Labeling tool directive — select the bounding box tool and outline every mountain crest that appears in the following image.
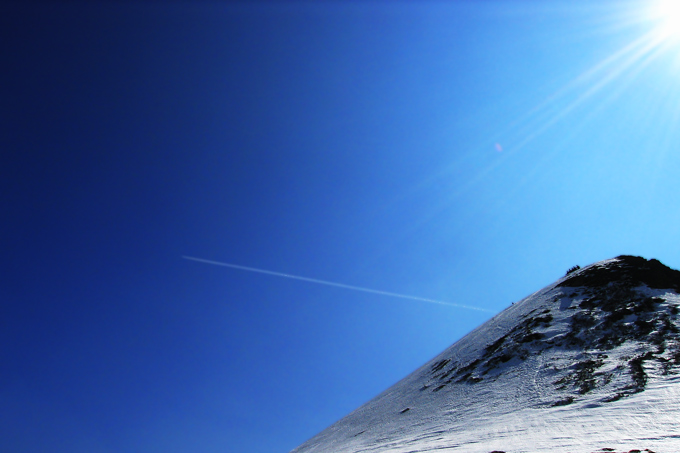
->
[422,256,680,406]
[293,256,680,453]
[558,255,680,290]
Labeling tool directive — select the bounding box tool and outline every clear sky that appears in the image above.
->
[2,1,680,452]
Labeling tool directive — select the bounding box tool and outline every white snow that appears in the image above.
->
[292,258,680,453]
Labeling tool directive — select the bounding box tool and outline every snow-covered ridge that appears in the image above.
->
[292,256,680,453]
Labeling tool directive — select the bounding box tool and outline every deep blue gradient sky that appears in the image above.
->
[3,1,680,452]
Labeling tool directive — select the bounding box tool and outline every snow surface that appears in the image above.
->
[292,257,680,453]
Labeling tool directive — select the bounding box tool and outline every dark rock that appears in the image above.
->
[431,359,451,373]
[551,396,574,406]
[559,255,680,290]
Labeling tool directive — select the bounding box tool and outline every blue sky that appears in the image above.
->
[2,1,680,452]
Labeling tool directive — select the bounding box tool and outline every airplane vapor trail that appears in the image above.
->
[182,256,495,314]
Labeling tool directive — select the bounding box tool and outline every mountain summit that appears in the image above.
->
[292,256,680,453]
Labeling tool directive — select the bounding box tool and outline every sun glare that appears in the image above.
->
[649,0,680,43]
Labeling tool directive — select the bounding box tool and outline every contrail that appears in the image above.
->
[182,256,495,313]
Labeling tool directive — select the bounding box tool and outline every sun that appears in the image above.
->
[648,0,680,43]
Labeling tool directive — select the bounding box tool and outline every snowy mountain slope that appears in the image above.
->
[291,256,680,453]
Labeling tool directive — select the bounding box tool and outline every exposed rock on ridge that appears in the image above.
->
[422,256,680,405]
[558,255,680,290]
[292,256,680,453]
